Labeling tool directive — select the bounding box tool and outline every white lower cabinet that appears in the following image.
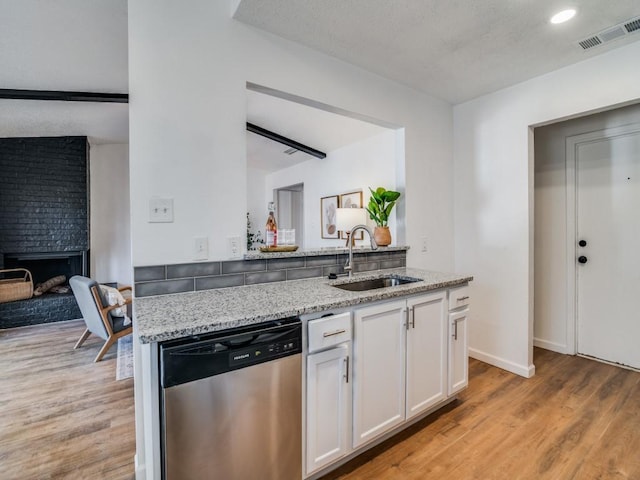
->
[352,300,406,448]
[447,284,470,396]
[305,286,470,477]
[306,313,352,475]
[448,308,469,395]
[352,291,448,448]
[406,292,448,419]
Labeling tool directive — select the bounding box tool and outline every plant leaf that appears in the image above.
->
[382,190,400,202]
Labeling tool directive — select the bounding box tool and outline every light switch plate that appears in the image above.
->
[149,198,174,223]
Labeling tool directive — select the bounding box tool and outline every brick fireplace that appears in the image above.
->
[0,136,89,328]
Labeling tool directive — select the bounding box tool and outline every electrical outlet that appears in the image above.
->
[228,236,242,259]
[194,237,208,260]
[149,198,174,223]
[421,236,428,253]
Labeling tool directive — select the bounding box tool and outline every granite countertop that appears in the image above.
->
[134,267,473,344]
[243,245,409,260]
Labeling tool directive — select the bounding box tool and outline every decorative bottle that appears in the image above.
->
[265,210,278,247]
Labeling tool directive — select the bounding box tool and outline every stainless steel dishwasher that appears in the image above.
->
[159,318,302,480]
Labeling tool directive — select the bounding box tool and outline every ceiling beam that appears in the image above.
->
[0,89,128,103]
[246,122,326,159]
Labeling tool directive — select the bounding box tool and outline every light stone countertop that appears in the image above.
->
[243,245,409,260]
[134,267,473,344]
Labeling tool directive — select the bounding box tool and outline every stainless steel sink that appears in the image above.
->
[332,275,421,292]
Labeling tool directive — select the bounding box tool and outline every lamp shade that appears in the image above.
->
[336,208,367,232]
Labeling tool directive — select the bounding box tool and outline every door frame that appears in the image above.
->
[564,122,640,355]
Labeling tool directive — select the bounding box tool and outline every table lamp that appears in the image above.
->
[336,207,367,247]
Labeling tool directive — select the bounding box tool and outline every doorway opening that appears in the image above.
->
[275,183,304,249]
[533,102,640,369]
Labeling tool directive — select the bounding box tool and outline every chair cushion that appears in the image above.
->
[112,315,131,334]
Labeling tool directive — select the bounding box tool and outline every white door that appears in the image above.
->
[406,292,447,419]
[575,126,640,369]
[306,345,350,474]
[352,300,406,448]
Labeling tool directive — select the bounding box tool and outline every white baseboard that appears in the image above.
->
[135,454,146,480]
[533,337,570,354]
[469,348,535,378]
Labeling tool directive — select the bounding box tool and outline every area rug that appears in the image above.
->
[116,335,134,380]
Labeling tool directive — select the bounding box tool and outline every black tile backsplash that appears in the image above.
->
[221,260,267,274]
[195,274,244,291]
[134,249,407,297]
[134,266,166,282]
[245,270,287,285]
[286,267,324,280]
[167,262,220,279]
[135,278,195,297]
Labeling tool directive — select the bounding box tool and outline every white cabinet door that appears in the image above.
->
[406,292,447,420]
[306,345,350,474]
[448,309,469,396]
[353,300,406,448]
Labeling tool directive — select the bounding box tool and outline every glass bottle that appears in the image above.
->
[265,210,278,247]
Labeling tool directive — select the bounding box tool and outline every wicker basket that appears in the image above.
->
[0,268,34,303]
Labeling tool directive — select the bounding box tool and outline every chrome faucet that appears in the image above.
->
[344,224,378,278]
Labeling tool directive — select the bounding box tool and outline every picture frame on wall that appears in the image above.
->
[339,191,364,240]
[320,195,340,239]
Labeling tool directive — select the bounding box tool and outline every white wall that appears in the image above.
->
[90,143,132,285]
[534,103,640,353]
[454,40,640,377]
[262,129,399,249]
[128,0,453,272]
[246,165,268,247]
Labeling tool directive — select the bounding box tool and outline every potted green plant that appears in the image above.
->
[365,187,401,246]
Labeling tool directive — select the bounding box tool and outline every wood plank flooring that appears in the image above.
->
[0,319,135,479]
[2,321,639,480]
[322,348,640,480]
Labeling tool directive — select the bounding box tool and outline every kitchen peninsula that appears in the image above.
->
[134,258,472,479]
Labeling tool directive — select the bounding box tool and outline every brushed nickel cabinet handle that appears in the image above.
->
[323,329,346,338]
[344,356,350,383]
[457,296,470,302]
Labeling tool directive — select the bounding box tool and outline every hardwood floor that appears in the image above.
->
[2,322,638,480]
[322,348,640,480]
[0,319,135,480]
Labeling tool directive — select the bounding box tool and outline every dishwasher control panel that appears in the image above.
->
[160,319,302,388]
[230,338,300,367]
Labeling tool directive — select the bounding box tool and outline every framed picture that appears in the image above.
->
[320,195,340,239]
[339,191,364,240]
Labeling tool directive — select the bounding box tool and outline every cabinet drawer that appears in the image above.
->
[308,312,352,353]
[449,285,470,311]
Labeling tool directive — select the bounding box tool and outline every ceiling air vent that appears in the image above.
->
[283,147,299,155]
[579,36,602,50]
[624,17,640,33]
[577,15,640,50]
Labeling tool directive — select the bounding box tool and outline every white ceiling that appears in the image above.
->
[0,0,128,144]
[4,1,639,146]
[233,0,640,104]
[0,99,128,145]
[246,89,389,172]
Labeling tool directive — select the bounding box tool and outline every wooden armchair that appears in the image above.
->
[69,275,133,362]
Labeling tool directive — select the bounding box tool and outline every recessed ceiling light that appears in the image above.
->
[550,9,577,24]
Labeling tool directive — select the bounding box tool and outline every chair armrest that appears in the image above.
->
[117,285,132,292]
[103,297,133,313]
